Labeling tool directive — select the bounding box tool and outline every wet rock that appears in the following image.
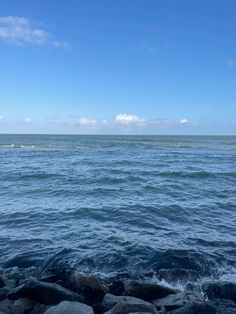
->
[123,281,177,301]
[203,282,236,303]
[168,302,216,314]
[39,267,74,285]
[103,301,158,314]
[152,291,204,311]
[10,297,36,313]
[45,300,94,314]
[0,279,18,302]
[0,287,10,302]
[101,293,157,313]
[0,299,13,314]
[74,274,108,306]
[157,268,200,282]
[0,277,5,289]
[209,299,236,313]
[7,279,84,305]
[109,281,125,296]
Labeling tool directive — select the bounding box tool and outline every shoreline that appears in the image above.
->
[0,264,236,313]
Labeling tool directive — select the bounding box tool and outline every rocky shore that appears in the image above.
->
[0,265,236,314]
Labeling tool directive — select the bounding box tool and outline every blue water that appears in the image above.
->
[0,135,235,284]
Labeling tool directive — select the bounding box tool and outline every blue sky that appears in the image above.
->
[0,0,236,134]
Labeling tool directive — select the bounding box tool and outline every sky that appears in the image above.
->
[0,0,236,135]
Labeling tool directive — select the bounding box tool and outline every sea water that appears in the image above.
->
[0,134,235,285]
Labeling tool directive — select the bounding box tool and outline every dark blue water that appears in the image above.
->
[0,135,235,286]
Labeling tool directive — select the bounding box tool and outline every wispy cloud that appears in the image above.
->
[141,40,157,55]
[180,118,189,124]
[0,16,69,49]
[24,117,32,123]
[0,115,5,123]
[115,113,145,125]
[226,58,236,68]
[78,117,97,126]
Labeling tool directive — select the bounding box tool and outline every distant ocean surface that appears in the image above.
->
[0,134,235,286]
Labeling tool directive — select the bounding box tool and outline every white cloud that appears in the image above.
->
[53,40,70,50]
[0,16,68,48]
[141,40,157,55]
[226,58,236,68]
[180,118,189,124]
[115,113,145,124]
[24,117,32,123]
[78,117,97,126]
[0,115,5,123]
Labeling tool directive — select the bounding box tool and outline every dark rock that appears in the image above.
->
[45,301,94,314]
[203,282,236,303]
[123,280,177,301]
[0,277,5,289]
[109,281,125,296]
[10,297,36,313]
[209,299,236,313]
[152,291,204,311]
[73,274,108,306]
[31,303,50,314]
[0,279,18,302]
[0,299,13,314]
[39,267,74,287]
[103,302,158,314]
[101,293,157,313]
[168,302,216,314]
[7,279,84,305]
[0,287,10,302]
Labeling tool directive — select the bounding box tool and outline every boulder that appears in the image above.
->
[0,299,13,314]
[7,279,84,305]
[0,277,5,289]
[152,291,204,311]
[123,281,177,301]
[102,293,157,313]
[103,302,158,314]
[74,274,108,306]
[39,267,74,287]
[108,281,125,296]
[168,302,216,313]
[209,299,236,313]
[203,282,236,303]
[10,298,36,313]
[0,279,17,302]
[45,301,94,314]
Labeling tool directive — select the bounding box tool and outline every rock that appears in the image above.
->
[10,298,36,313]
[103,302,158,314]
[45,301,94,314]
[39,267,74,286]
[0,299,13,314]
[203,282,236,303]
[0,277,5,289]
[209,299,236,313]
[102,293,157,313]
[0,287,10,302]
[31,303,50,314]
[152,291,204,311]
[123,281,177,301]
[7,279,84,305]
[168,302,216,313]
[109,281,125,296]
[74,274,108,306]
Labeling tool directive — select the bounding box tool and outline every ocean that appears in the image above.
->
[0,134,235,287]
